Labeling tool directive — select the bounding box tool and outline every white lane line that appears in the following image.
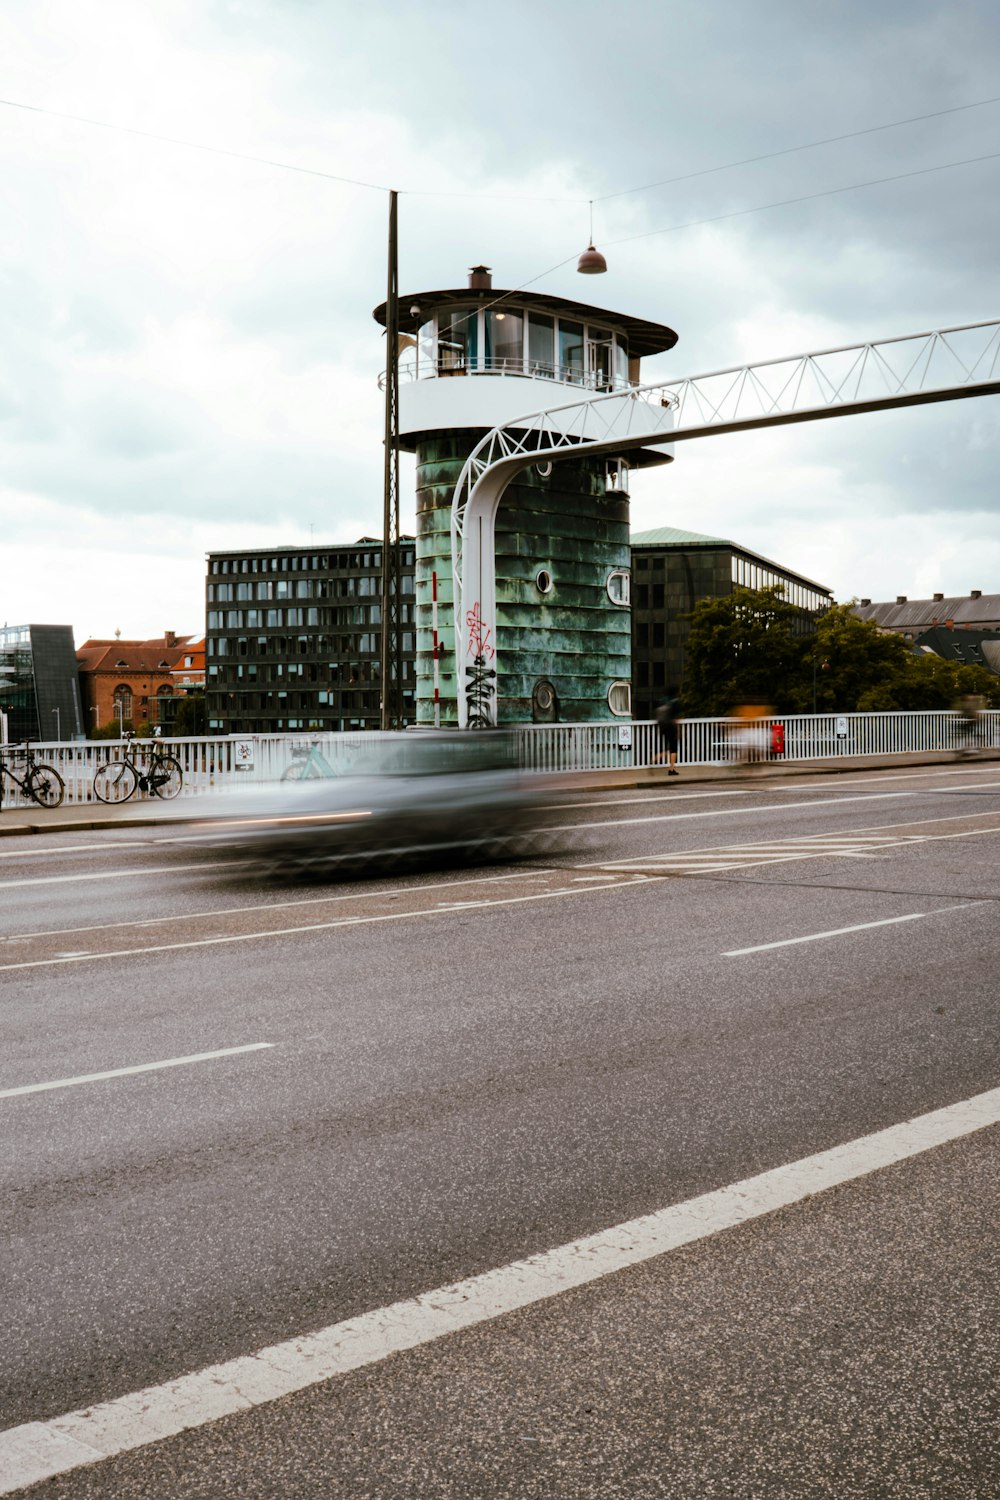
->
[2,1086,997,1495]
[0,863,230,890]
[723,902,987,956]
[0,841,154,861]
[0,866,556,944]
[0,1044,274,1100]
[0,875,658,973]
[551,790,917,834]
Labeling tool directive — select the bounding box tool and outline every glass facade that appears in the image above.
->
[407,305,630,390]
[0,624,83,743]
[204,541,417,734]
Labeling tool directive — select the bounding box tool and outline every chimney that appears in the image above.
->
[468,265,492,290]
[860,598,871,606]
[896,595,907,605]
[164,630,177,648]
[933,592,944,601]
[970,589,982,599]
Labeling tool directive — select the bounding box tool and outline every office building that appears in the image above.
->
[0,624,83,743]
[204,538,416,734]
[630,527,833,719]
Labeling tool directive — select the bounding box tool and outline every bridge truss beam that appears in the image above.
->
[451,316,1000,728]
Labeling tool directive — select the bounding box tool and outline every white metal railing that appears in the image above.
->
[1,713,997,808]
[513,711,1000,773]
[381,357,640,395]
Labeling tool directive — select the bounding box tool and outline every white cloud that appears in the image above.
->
[1,0,998,636]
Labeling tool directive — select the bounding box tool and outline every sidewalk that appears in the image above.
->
[2,748,997,840]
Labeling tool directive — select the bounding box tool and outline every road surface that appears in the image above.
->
[1,762,998,1496]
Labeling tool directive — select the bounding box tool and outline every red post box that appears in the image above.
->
[770,722,785,757]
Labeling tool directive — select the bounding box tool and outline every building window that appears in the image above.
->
[528,314,555,376]
[558,320,585,384]
[607,681,631,717]
[485,308,524,372]
[607,569,631,606]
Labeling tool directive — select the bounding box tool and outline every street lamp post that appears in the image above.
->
[116,699,125,738]
[52,707,61,742]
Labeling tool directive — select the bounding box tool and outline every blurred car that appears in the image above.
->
[199,730,555,878]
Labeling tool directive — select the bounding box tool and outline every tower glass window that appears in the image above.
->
[485,310,523,372]
[528,315,555,376]
[437,306,478,373]
[558,320,585,384]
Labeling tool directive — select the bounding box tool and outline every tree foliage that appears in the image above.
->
[682,587,803,715]
[172,694,206,736]
[682,591,1000,714]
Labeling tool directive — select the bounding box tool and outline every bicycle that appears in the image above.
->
[92,736,183,803]
[281,742,338,781]
[0,744,65,808]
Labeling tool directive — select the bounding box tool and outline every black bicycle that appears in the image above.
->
[0,744,66,808]
[93,737,183,803]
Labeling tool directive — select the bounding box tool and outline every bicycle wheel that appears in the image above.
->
[150,755,182,799]
[26,763,65,808]
[281,760,310,781]
[93,760,138,803]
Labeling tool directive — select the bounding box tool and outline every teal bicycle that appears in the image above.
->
[281,742,337,781]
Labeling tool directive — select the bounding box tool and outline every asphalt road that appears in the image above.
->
[1,762,998,1496]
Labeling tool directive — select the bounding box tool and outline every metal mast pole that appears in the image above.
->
[380,189,402,730]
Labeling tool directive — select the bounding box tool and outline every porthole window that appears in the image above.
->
[535,568,553,595]
[608,681,632,717]
[535,460,553,477]
[607,569,631,606]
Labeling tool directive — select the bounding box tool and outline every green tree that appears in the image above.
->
[785,605,912,713]
[684,593,1000,715]
[172,694,206,736]
[682,586,804,715]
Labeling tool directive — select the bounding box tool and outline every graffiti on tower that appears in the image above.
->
[465,600,497,727]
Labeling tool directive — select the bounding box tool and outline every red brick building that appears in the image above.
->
[77,631,205,735]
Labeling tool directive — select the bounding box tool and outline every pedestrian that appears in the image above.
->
[729,703,772,770]
[654,687,682,775]
[954,693,985,759]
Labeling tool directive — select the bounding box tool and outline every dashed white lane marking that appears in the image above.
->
[723,902,987,956]
[0,1043,274,1100]
[2,1087,996,1495]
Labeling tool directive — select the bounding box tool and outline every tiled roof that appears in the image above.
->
[853,596,1000,630]
[76,636,200,674]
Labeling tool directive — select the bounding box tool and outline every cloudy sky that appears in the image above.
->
[2,0,999,640]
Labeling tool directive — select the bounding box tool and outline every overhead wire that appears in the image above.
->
[2,91,997,337]
[600,148,1000,250]
[2,91,1000,209]
[595,93,1000,202]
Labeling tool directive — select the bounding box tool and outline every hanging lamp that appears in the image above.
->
[577,201,607,273]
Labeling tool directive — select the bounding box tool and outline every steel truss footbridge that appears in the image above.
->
[451,316,1000,728]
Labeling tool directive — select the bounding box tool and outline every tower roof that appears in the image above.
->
[374,285,678,358]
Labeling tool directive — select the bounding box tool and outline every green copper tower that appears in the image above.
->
[375,266,678,726]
